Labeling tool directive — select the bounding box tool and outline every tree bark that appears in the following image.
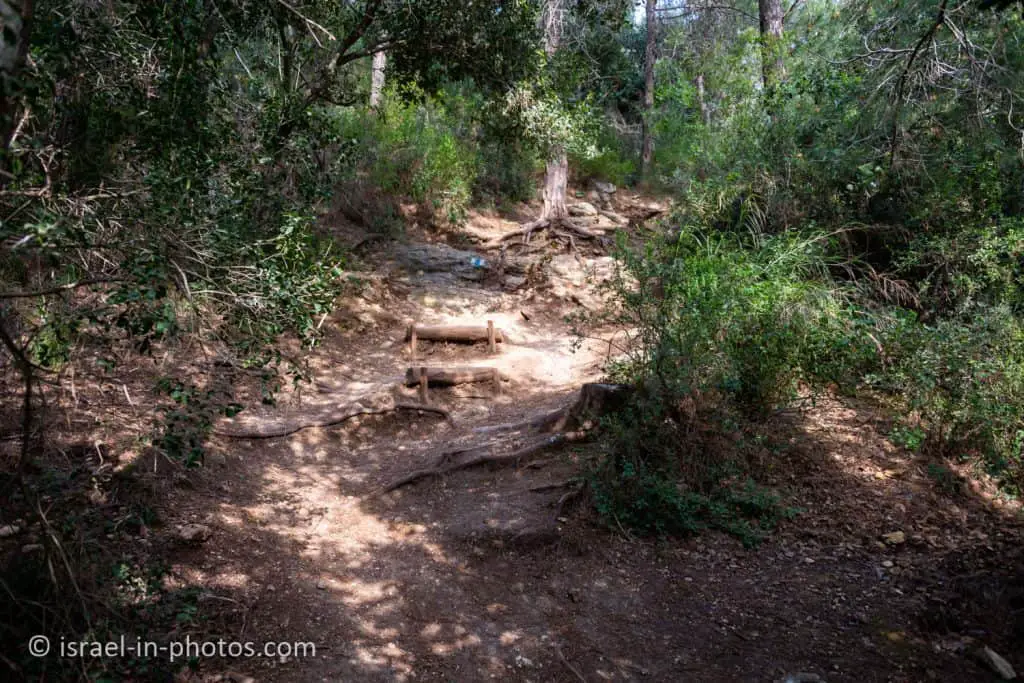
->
[540,0,568,222]
[641,0,656,175]
[696,72,710,125]
[542,153,568,221]
[0,0,33,187]
[369,49,387,110]
[758,0,786,95]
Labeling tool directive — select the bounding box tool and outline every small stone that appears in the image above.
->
[568,202,599,217]
[504,275,527,289]
[883,531,906,545]
[205,452,227,467]
[600,211,628,225]
[882,560,894,568]
[804,557,815,564]
[977,646,1017,679]
[316,579,328,590]
[0,524,22,538]
[222,672,257,683]
[175,523,211,543]
[593,181,617,195]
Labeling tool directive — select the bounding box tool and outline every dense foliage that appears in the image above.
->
[582,0,1024,537]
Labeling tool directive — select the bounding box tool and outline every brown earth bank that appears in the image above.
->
[3,191,1023,683]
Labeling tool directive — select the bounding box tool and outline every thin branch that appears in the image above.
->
[303,0,384,110]
[657,4,758,22]
[889,0,949,168]
[275,0,337,42]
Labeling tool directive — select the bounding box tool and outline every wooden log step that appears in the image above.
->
[405,325,505,344]
[403,367,509,387]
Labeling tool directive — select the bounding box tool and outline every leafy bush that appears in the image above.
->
[871,307,1024,490]
[589,397,797,546]
[604,225,878,415]
[577,223,879,540]
[227,212,345,354]
[329,83,536,227]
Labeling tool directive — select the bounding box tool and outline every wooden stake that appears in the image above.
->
[410,327,418,360]
[492,367,502,396]
[487,320,496,354]
[418,366,429,404]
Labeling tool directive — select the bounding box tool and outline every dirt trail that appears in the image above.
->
[167,197,1024,683]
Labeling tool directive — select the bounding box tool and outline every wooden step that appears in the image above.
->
[405,324,505,344]
[403,366,507,387]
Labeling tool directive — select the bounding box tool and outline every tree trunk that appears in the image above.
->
[541,152,568,221]
[542,0,563,58]
[640,0,656,175]
[369,49,387,110]
[540,0,567,221]
[0,0,33,185]
[696,72,710,125]
[758,0,786,95]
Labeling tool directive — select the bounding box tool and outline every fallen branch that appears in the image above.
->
[556,645,588,683]
[528,479,578,493]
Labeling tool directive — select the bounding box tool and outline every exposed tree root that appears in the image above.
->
[528,479,578,493]
[490,217,604,248]
[214,398,452,439]
[555,483,587,517]
[381,432,589,493]
[379,383,631,492]
[470,384,632,437]
[470,406,568,435]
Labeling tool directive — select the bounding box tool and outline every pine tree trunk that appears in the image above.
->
[758,0,786,94]
[640,0,656,175]
[540,0,567,221]
[369,49,387,110]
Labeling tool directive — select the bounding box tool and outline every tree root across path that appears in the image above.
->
[380,383,632,493]
[214,392,452,439]
[490,217,605,248]
[380,431,588,493]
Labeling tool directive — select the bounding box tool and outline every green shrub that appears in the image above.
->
[589,397,796,546]
[330,84,515,227]
[603,224,877,415]
[872,307,1024,491]
[227,212,345,354]
[574,148,635,187]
